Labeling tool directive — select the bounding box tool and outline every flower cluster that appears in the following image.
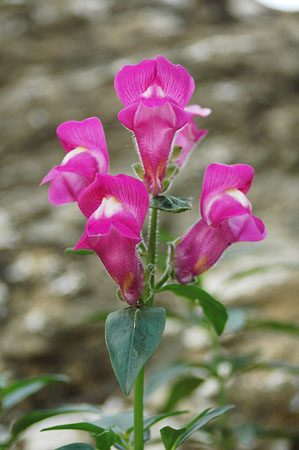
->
[42,55,266,304]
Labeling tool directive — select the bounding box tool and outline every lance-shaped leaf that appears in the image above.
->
[160,405,234,449]
[55,445,95,450]
[158,284,227,335]
[150,196,192,213]
[105,306,166,395]
[42,422,105,434]
[1,374,69,411]
[9,404,102,441]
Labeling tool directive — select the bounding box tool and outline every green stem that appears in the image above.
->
[147,207,158,266]
[134,366,145,450]
[133,206,159,450]
[145,207,159,305]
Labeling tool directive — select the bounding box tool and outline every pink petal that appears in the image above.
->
[40,149,105,206]
[75,228,144,305]
[118,102,190,195]
[114,56,194,108]
[174,219,230,284]
[174,121,208,168]
[78,174,149,230]
[87,205,141,240]
[114,59,156,107]
[228,214,267,242]
[46,170,89,206]
[201,163,254,223]
[57,117,109,173]
[205,191,252,227]
[156,56,195,107]
[184,104,212,117]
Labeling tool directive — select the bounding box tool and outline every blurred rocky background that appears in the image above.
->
[0,0,298,449]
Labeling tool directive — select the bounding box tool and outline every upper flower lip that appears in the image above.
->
[57,116,109,174]
[201,163,254,225]
[114,55,195,108]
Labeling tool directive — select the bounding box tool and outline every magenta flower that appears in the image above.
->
[173,104,211,168]
[74,174,149,304]
[174,163,267,284]
[41,117,109,205]
[114,56,195,195]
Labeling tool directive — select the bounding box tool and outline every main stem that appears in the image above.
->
[134,366,145,450]
[134,206,158,450]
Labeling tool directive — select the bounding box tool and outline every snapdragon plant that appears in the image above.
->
[39,56,266,450]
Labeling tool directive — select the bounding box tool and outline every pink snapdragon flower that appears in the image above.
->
[114,56,195,196]
[173,105,211,168]
[41,117,109,205]
[74,174,149,304]
[174,163,267,284]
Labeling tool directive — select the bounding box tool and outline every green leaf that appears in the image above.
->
[42,422,105,434]
[177,405,234,445]
[55,445,95,450]
[105,306,166,395]
[2,374,69,411]
[253,360,299,375]
[96,412,133,435]
[145,362,189,399]
[248,318,299,336]
[161,426,187,450]
[143,411,187,431]
[10,404,102,440]
[158,284,227,335]
[163,376,204,412]
[65,248,94,255]
[150,196,192,213]
[160,405,234,449]
[95,429,117,450]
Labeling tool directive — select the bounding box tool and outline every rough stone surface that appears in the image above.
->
[0,1,298,449]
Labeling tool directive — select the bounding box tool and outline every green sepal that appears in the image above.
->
[65,248,94,256]
[132,163,144,181]
[170,146,182,162]
[150,196,192,213]
[157,284,227,335]
[105,306,166,395]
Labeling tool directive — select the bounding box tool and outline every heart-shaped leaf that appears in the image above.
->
[105,306,166,395]
[158,284,227,335]
[150,196,192,213]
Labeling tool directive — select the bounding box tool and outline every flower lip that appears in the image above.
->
[114,55,195,108]
[204,187,252,226]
